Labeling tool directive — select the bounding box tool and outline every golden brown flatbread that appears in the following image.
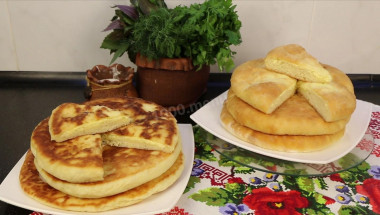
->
[220,105,345,152]
[31,118,104,183]
[35,139,182,199]
[264,44,332,83]
[20,150,184,212]
[49,103,132,142]
[226,90,349,135]
[32,97,180,185]
[297,81,356,122]
[85,97,179,153]
[297,63,356,122]
[323,64,354,94]
[231,59,297,114]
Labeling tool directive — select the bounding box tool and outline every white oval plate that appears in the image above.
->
[0,124,194,215]
[190,91,373,164]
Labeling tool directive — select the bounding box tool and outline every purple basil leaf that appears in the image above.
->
[103,20,123,32]
[115,5,138,20]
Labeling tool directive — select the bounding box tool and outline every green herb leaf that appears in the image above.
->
[100,31,124,50]
[189,187,230,206]
[184,176,201,193]
[109,42,129,64]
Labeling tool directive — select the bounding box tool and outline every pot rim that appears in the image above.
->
[135,53,196,71]
[86,64,134,85]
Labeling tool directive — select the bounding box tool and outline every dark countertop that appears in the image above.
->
[0,72,379,214]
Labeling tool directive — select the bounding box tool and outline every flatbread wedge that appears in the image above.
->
[226,90,349,135]
[85,97,179,152]
[297,81,356,122]
[264,44,332,83]
[231,59,297,114]
[297,64,356,122]
[49,103,132,142]
[102,118,179,153]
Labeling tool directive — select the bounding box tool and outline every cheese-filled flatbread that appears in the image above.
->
[31,118,104,183]
[226,90,349,135]
[220,105,345,152]
[49,103,132,142]
[34,139,182,199]
[264,44,332,83]
[297,64,356,122]
[86,97,179,153]
[20,150,184,212]
[231,59,297,114]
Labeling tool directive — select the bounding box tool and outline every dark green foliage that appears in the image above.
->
[193,126,217,161]
[130,8,182,61]
[171,0,242,71]
[101,0,242,71]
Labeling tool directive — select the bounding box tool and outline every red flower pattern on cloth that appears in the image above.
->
[227,177,245,184]
[370,112,380,139]
[356,138,374,152]
[329,173,344,183]
[356,178,380,214]
[243,187,308,215]
[371,112,380,123]
[322,196,335,205]
[29,213,45,215]
[357,125,380,157]
[371,129,380,140]
[373,144,380,157]
[197,162,234,186]
[157,206,192,215]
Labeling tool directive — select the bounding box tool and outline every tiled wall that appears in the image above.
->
[0,0,379,74]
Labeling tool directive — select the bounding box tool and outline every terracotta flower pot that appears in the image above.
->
[135,54,210,110]
[85,64,138,100]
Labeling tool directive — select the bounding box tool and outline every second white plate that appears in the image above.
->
[0,124,194,215]
[190,91,373,164]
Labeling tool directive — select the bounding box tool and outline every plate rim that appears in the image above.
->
[207,130,375,176]
[0,124,194,215]
[190,90,373,164]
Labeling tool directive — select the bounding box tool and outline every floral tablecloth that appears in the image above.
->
[33,105,380,215]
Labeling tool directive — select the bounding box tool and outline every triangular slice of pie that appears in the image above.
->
[264,44,332,83]
[102,117,179,153]
[231,59,297,114]
[85,97,179,153]
[48,103,132,142]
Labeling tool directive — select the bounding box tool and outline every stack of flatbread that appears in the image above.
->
[19,97,184,212]
[222,44,356,152]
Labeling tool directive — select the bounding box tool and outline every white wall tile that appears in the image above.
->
[230,0,314,72]
[7,0,133,72]
[0,1,18,71]
[308,1,380,74]
[2,0,380,74]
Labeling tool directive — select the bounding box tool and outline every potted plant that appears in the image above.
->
[101,0,242,109]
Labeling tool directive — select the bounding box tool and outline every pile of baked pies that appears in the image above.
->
[221,44,356,152]
[19,97,184,212]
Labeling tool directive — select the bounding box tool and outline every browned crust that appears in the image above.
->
[50,103,111,136]
[31,118,103,168]
[220,105,345,152]
[86,97,177,146]
[19,150,184,212]
[226,90,349,135]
